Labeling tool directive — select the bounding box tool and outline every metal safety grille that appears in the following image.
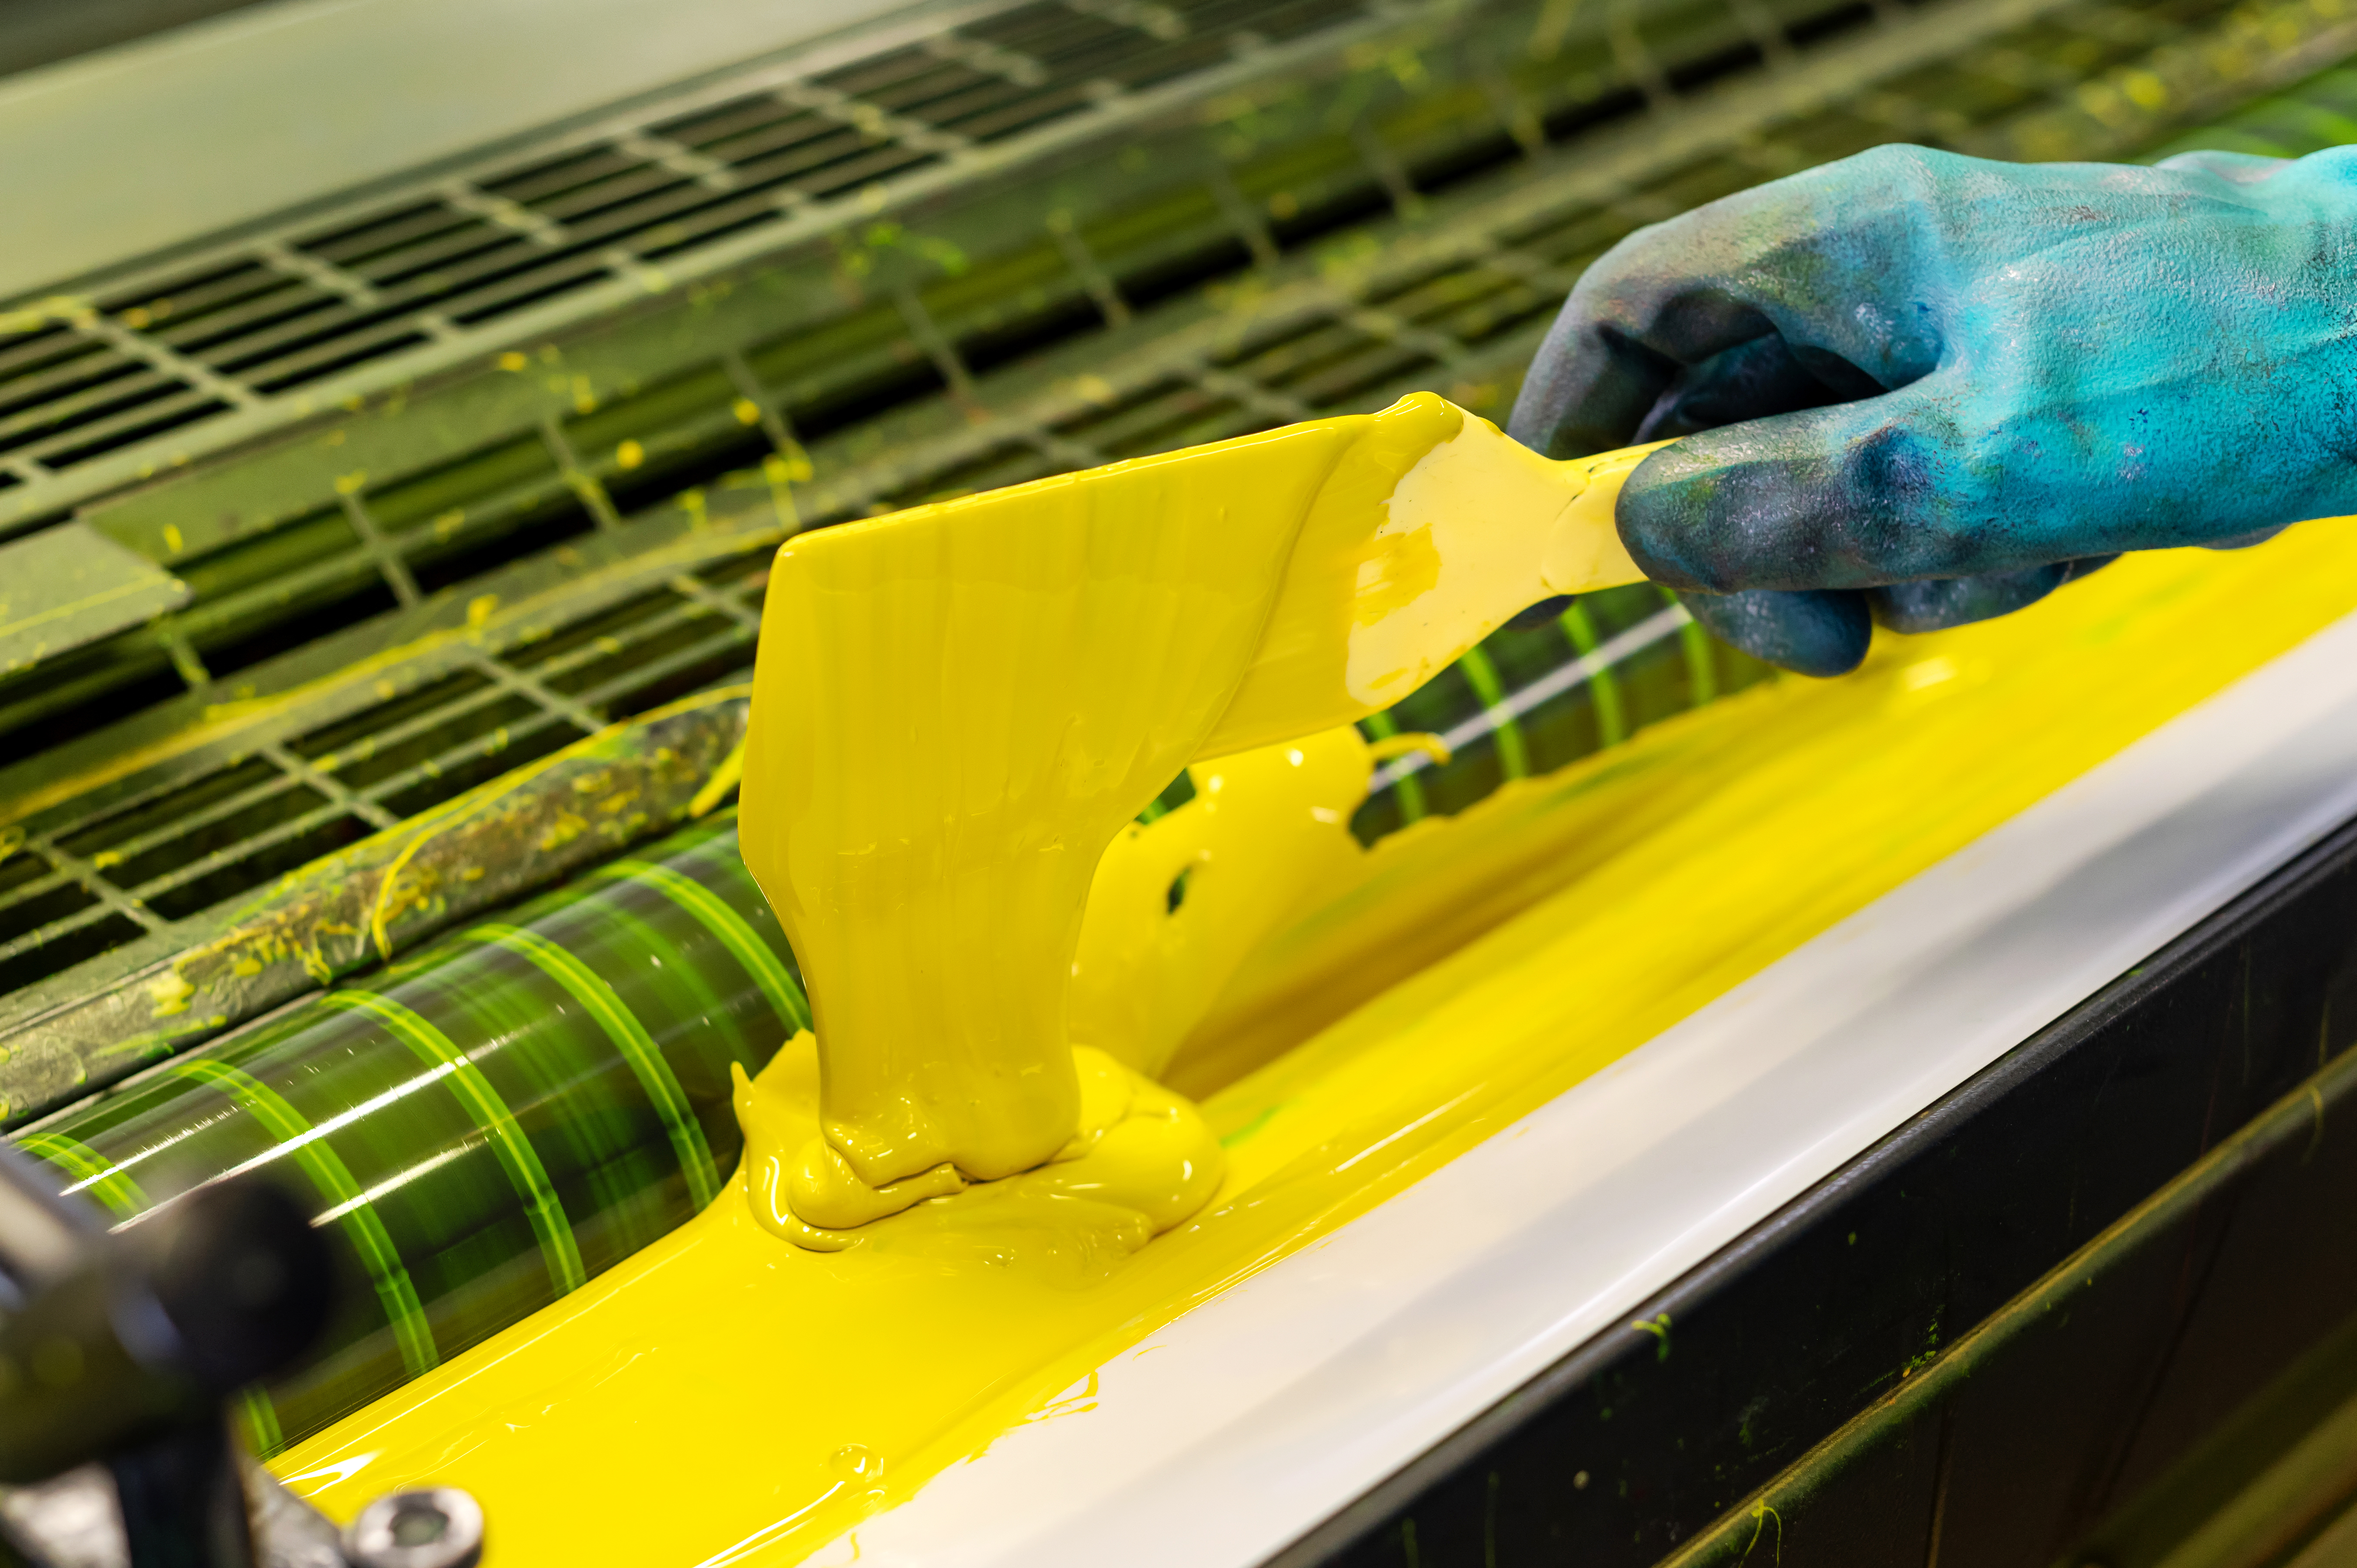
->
[0,0,1420,519]
[0,0,2348,1040]
[5,0,1960,766]
[0,544,767,1000]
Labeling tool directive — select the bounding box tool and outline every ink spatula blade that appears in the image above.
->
[1196,391,1670,758]
[759,390,1669,763]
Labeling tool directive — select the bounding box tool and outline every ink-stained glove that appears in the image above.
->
[1507,143,2357,676]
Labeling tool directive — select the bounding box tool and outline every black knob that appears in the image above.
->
[143,1179,334,1396]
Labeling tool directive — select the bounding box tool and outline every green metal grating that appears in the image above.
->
[0,0,1469,529]
[0,506,773,1005]
[0,0,2352,1129]
[2143,47,2357,156]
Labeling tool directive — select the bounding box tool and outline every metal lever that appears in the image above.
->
[0,1143,483,1568]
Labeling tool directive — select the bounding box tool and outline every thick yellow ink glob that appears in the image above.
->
[736,1035,1222,1252]
[1071,725,1386,1081]
[733,723,1415,1248]
[737,393,1663,1237]
[735,419,1321,1229]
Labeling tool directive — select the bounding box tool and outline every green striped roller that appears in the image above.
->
[4,585,1758,1455]
[1350,579,1773,842]
[7,816,803,1455]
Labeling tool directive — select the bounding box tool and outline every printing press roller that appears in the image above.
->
[7,579,1754,1455]
[10,820,809,1454]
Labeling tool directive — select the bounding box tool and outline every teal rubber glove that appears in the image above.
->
[1508,144,2351,675]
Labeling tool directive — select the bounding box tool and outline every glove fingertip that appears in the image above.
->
[1864,555,2119,635]
[1866,565,2065,634]
[1679,588,1871,678]
[1614,443,1726,592]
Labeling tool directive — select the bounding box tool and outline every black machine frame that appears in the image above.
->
[1284,807,2357,1567]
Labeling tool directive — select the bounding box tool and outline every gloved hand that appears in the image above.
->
[1507,143,2357,675]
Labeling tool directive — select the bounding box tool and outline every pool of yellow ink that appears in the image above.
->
[277,522,2357,1566]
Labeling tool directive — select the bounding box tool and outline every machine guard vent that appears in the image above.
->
[0,0,2337,1048]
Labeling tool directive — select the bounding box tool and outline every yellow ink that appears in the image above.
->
[737,393,1657,1234]
[687,738,745,818]
[1366,730,1451,768]
[366,685,751,957]
[273,404,2357,1568]
[1070,726,1378,1080]
[737,416,1321,1212]
[735,1035,1221,1251]
[147,969,193,1018]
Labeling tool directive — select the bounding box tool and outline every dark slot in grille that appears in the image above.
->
[0,313,230,464]
[36,393,233,467]
[0,913,143,998]
[0,882,98,952]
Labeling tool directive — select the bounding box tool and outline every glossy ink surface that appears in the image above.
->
[280,522,2357,1567]
[735,393,1648,1235]
[1070,726,1383,1082]
[738,1037,1224,1254]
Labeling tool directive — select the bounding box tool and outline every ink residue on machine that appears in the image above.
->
[257,403,2357,1566]
[731,393,1658,1243]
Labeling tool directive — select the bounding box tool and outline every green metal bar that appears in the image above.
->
[609,858,813,1033]
[576,899,765,1104]
[238,1388,287,1461]
[15,1129,148,1218]
[1359,709,1430,825]
[1454,646,1530,781]
[1559,601,1628,747]
[1662,586,1720,706]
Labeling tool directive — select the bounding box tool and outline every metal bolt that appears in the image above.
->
[343,1487,483,1568]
